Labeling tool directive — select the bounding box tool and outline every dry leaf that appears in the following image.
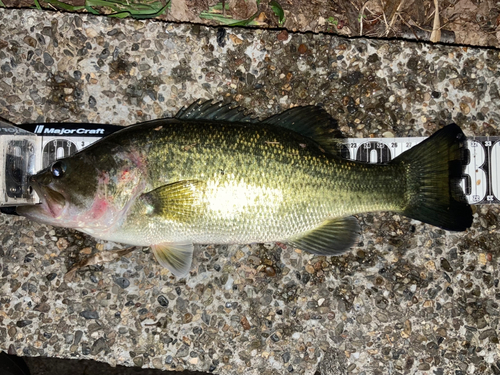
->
[229,0,258,20]
[443,0,477,19]
[256,12,267,23]
[171,0,190,21]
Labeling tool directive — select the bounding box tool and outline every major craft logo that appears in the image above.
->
[33,125,105,135]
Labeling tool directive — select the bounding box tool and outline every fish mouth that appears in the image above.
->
[21,180,67,219]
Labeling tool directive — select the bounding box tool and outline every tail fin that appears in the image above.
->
[392,124,472,231]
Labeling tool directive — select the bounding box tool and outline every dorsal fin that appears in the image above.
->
[175,100,343,154]
[175,100,258,123]
[263,106,343,154]
[262,106,334,137]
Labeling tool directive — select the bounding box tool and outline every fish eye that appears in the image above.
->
[51,161,66,178]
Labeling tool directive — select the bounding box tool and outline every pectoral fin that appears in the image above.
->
[151,242,194,278]
[287,217,360,255]
[140,180,204,221]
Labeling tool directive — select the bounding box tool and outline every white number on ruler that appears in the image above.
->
[490,141,500,200]
[462,140,487,203]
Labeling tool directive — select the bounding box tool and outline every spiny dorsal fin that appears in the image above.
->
[262,106,334,137]
[175,100,258,123]
[287,216,360,255]
[176,100,343,154]
[151,242,194,278]
[263,106,343,154]
[139,180,204,221]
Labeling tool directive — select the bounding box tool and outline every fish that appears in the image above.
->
[17,101,473,277]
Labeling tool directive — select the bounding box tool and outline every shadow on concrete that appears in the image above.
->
[1,352,209,375]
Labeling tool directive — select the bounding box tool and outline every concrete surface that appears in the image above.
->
[0,9,499,375]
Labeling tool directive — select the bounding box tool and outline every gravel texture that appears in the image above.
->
[0,8,499,375]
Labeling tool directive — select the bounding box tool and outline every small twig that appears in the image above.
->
[359,1,370,36]
[386,0,406,36]
[382,9,390,35]
[400,15,449,32]
[348,0,360,12]
[64,246,137,282]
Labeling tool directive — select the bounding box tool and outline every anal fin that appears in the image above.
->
[287,217,360,255]
[151,242,194,278]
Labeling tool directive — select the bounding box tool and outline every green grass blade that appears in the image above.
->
[86,0,169,18]
[0,0,5,7]
[45,0,86,10]
[199,9,259,26]
[199,12,235,24]
[270,0,284,26]
[84,4,100,14]
[227,11,259,26]
[108,4,168,18]
[86,0,119,11]
[26,0,169,20]
[108,11,130,18]
[131,2,169,18]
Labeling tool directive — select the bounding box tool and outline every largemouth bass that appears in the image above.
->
[17,101,472,277]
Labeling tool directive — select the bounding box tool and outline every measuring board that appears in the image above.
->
[0,123,121,206]
[17,123,120,169]
[2,121,498,206]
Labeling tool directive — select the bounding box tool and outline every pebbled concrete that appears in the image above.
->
[0,9,499,375]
